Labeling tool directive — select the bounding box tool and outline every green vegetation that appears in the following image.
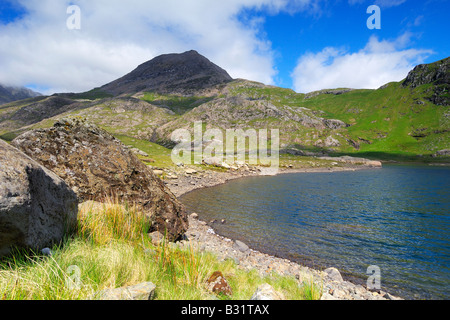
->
[141,92,214,115]
[297,82,449,159]
[0,132,19,142]
[279,154,345,169]
[57,88,114,100]
[115,134,175,168]
[0,198,321,300]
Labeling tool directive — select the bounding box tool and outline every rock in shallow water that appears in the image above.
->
[323,267,344,282]
[233,240,250,253]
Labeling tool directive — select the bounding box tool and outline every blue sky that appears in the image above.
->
[259,0,449,89]
[0,0,448,94]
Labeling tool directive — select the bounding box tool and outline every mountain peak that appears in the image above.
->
[100,50,233,96]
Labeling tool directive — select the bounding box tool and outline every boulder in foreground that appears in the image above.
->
[0,139,78,257]
[11,118,188,242]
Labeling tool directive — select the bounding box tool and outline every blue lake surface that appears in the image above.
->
[180,164,450,299]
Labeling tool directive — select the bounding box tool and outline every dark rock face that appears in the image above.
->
[9,96,76,126]
[11,118,188,241]
[403,57,450,88]
[100,50,233,95]
[402,57,449,106]
[0,139,78,257]
[0,84,42,105]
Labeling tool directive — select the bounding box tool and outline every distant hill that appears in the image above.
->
[0,51,448,162]
[0,84,42,105]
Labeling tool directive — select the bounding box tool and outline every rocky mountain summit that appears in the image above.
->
[11,118,188,241]
[100,50,233,96]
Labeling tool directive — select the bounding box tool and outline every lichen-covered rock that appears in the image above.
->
[0,139,78,257]
[206,271,233,296]
[11,117,188,241]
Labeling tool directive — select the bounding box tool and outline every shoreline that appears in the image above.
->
[167,164,380,198]
[164,162,404,300]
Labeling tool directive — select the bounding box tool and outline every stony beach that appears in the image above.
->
[161,161,404,300]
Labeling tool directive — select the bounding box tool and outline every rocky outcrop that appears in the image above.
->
[304,88,354,99]
[154,93,350,146]
[323,119,349,130]
[0,139,78,257]
[11,118,188,242]
[403,57,449,88]
[402,57,449,106]
[433,149,450,157]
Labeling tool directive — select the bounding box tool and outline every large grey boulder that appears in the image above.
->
[0,139,78,257]
[11,117,188,242]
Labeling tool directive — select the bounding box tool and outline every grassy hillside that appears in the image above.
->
[299,82,449,159]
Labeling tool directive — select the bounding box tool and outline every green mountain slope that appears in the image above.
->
[300,82,448,157]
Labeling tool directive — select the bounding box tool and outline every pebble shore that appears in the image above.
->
[163,164,404,300]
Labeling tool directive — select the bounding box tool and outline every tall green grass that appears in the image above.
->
[0,198,322,300]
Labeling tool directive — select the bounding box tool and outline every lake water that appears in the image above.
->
[180,164,450,300]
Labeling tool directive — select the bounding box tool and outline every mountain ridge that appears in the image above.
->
[0,51,448,161]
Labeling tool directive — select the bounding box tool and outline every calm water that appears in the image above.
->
[181,164,450,299]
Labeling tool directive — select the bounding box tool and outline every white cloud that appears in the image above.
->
[0,0,320,94]
[348,0,407,7]
[374,0,406,8]
[291,34,433,93]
